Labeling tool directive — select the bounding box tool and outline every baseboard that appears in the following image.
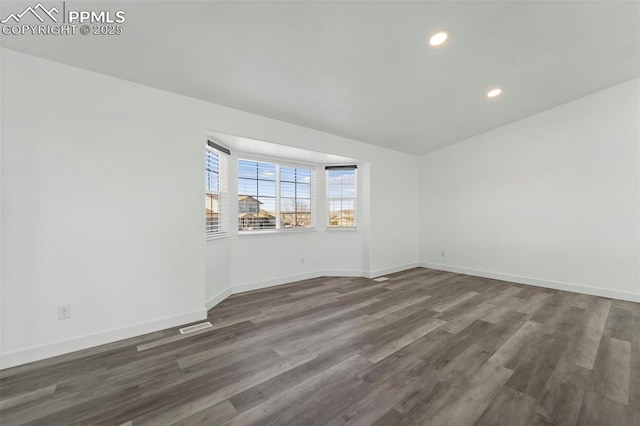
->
[230,271,323,294]
[206,288,232,310]
[321,269,366,277]
[420,261,640,303]
[0,308,207,370]
[367,262,420,279]
[229,264,422,294]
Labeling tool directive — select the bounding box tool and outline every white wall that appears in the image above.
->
[1,49,420,367]
[419,78,640,301]
[1,49,208,368]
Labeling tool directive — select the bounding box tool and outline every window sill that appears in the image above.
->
[325,227,358,232]
[206,233,230,241]
[238,227,317,237]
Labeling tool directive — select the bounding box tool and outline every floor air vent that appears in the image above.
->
[179,322,213,334]
[373,277,389,282]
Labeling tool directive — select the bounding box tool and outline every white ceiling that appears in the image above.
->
[2,1,639,155]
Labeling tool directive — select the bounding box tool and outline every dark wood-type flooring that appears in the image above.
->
[1,268,639,425]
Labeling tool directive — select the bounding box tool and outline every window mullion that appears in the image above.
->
[293,168,298,225]
[275,164,281,229]
[311,170,315,228]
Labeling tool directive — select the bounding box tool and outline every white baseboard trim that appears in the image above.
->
[230,269,364,295]
[321,269,366,277]
[229,264,422,294]
[206,288,232,310]
[420,262,640,303]
[0,308,207,370]
[230,271,325,294]
[367,262,420,279]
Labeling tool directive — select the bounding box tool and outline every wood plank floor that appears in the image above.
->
[1,268,639,425]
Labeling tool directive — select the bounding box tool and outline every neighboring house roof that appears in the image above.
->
[330,209,354,220]
[239,212,275,219]
[208,196,275,218]
[238,195,262,204]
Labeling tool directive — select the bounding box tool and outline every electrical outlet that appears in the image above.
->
[301,257,305,264]
[441,250,446,257]
[58,304,71,320]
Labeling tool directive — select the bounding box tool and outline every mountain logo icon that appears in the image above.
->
[1,3,59,24]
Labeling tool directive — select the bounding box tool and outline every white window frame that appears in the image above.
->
[205,141,229,239]
[326,165,358,229]
[237,155,316,234]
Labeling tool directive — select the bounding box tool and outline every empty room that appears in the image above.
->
[1,1,639,425]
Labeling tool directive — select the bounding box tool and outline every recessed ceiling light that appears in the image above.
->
[487,88,502,98]
[429,31,448,47]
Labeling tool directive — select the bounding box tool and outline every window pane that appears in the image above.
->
[257,196,276,214]
[296,183,311,198]
[281,196,311,228]
[281,213,312,228]
[238,196,257,213]
[327,168,356,227]
[257,180,276,197]
[238,160,278,231]
[205,149,219,192]
[297,168,311,178]
[279,166,313,229]
[206,170,219,192]
[238,160,276,179]
[280,197,295,228]
[329,198,355,227]
[296,213,312,228]
[329,199,343,219]
[258,162,276,180]
[281,166,312,184]
[281,182,296,198]
[206,146,227,236]
[238,195,276,230]
[238,177,257,196]
[238,160,259,179]
[280,197,296,213]
[206,193,220,233]
[237,177,276,198]
[327,169,356,197]
[280,166,297,183]
[297,198,311,212]
[282,212,312,228]
[206,150,219,170]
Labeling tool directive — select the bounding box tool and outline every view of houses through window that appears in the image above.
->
[238,160,277,230]
[238,159,313,231]
[206,144,357,235]
[327,166,357,227]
